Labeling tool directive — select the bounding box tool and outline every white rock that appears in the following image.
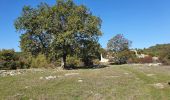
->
[78,80,83,82]
[124,73,129,75]
[45,76,56,80]
[65,73,79,76]
[153,83,164,89]
[39,77,43,80]
[147,74,155,76]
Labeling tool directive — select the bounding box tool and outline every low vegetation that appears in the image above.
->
[143,44,170,65]
[0,65,170,100]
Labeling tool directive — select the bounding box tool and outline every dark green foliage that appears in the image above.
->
[79,41,101,66]
[0,49,27,69]
[114,50,135,64]
[0,49,16,61]
[15,0,102,68]
[66,55,82,68]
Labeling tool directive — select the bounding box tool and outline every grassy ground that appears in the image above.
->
[0,65,170,100]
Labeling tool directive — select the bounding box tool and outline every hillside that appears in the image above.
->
[143,44,170,56]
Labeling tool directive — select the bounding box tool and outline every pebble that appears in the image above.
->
[78,80,83,82]
[45,76,56,80]
[65,73,79,76]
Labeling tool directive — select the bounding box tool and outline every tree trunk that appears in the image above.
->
[61,53,67,69]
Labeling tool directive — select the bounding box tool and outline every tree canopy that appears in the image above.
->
[107,34,132,64]
[107,34,131,52]
[14,0,102,68]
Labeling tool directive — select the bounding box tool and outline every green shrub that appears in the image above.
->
[66,55,82,68]
[0,49,21,70]
[1,61,19,70]
[0,49,16,61]
[113,50,135,64]
[31,54,51,68]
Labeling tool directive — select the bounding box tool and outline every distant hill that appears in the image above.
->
[143,44,170,57]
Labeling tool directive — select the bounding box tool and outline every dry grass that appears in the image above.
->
[0,65,170,100]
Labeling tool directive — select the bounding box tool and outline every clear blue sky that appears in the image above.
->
[1,0,170,51]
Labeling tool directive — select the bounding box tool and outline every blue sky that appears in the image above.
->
[1,0,170,51]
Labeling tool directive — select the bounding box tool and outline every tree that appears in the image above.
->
[15,0,102,68]
[107,34,132,64]
[107,34,131,52]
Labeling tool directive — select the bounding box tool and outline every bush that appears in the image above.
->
[31,54,52,68]
[112,50,135,64]
[66,55,82,68]
[160,52,170,65]
[127,58,138,64]
[139,56,153,63]
[127,56,153,64]
[0,49,22,70]
[1,61,20,70]
[0,49,16,61]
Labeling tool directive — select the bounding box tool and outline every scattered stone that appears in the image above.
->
[147,74,155,77]
[153,83,164,89]
[148,63,162,66]
[25,86,29,89]
[45,76,56,80]
[105,76,120,78]
[57,75,63,78]
[78,80,83,82]
[14,93,24,97]
[65,73,79,76]
[94,93,102,100]
[0,70,25,77]
[124,73,129,75]
[39,77,43,80]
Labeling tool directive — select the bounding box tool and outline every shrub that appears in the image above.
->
[127,56,153,64]
[1,61,20,70]
[113,50,135,64]
[31,54,52,68]
[160,52,170,65]
[0,49,16,61]
[0,49,21,70]
[66,55,82,68]
[18,57,31,69]
[139,56,153,63]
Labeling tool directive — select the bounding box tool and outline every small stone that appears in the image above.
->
[39,77,43,80]
[78,80,83,82]
[124,73,129,75]
[153,83,164,89]
[147,74,155,77]
[45,76,56,80]
[65,73,79,76]
[25,86,29,89]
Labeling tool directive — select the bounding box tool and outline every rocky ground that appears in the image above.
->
[0,65,170,100]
